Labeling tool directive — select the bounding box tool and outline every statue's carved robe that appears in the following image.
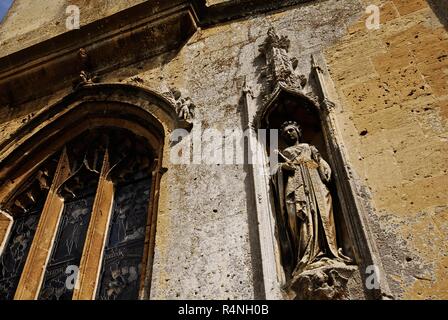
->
[273,143,349,278]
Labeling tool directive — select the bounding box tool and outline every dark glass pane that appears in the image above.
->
[0,155,58,300]
[96,178,151,300]
[39,190,97,300]
[0,208,42,300]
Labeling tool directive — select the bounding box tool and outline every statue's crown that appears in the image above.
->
[280,121,302,140]
[281,120,300,132]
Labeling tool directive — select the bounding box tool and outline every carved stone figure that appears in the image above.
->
[163,88,195,123]
[273,121,353,299]
[78,70,96,86]
[74,48,98,89]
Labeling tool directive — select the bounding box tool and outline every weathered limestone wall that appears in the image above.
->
[0,0,446,300]
[324,0,448,299]
[0,0,146,57]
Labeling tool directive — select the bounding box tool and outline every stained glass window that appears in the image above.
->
[0,128,156,300]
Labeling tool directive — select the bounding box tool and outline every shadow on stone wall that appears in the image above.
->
[427,0,448,30]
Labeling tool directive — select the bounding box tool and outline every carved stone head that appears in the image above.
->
[281,121,302,145]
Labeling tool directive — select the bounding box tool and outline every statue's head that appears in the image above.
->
[281,121,302,145]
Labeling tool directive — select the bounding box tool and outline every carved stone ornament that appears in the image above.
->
[163,88,196,125]
[259,28,307,95]
[243,78,254,99]
[322,98,336,111]
[284,263,359,300]
[310,55,337,114]
[73,48,99,90]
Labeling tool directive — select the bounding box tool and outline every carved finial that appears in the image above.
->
[260,27,291,53]
[311,54,318,69]
[322,98,336,112]
[259,28,307,93]
[311,54,323,73]
[242,77,254,99]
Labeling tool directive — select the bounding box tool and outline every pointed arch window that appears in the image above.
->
[0,127,161,300]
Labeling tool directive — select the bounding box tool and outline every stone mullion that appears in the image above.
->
[72,151,114,300]
[0,211,13,256]
[139,155,163,300]
[242,82,285,300]
[14,149,71,300]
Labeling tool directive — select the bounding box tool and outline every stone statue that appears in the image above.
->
[162,88,195,123]
[273,121,353,298]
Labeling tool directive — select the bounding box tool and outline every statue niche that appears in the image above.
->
[256,28,361,300]
[243,27,393,300]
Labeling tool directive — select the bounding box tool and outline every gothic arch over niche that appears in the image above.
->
[0,83,181,300]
